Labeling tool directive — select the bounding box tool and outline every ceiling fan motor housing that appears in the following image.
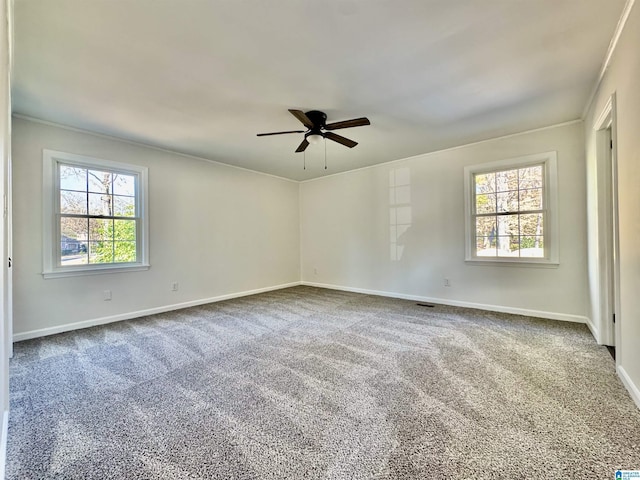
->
[305,110,327,130]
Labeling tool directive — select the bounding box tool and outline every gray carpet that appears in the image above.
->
[7,286,640,479]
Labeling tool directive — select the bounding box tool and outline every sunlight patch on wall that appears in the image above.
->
[389,167,411,261]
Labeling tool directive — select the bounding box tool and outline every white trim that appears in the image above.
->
[12,114,297,184]
[593,95,614,131]
[618,366,640,410]
[0,409,7,479]
[464,259,558,268]
[43,264,151,279]
[585,315,600,342]
[298,182,303,281]
[463,151,559,265]
[42,149,150,278]
[582,0,637,119]
[12,281,302,342]
[301,120,582,184]
[591,95,619,348]
[610,93,622,363]
[301,281,587,324]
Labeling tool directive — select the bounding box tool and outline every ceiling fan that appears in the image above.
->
[257,109,370,153]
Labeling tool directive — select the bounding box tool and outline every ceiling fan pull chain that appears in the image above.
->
[303,150,306,170]
[324,138,327,170]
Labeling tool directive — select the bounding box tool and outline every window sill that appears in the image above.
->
[465,258,559,268]
[42,263,150,279]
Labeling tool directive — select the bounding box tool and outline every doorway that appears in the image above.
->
[593,94,620,360]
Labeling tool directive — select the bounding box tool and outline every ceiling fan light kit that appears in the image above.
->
[257,109,370,153]
[307,133,323,145]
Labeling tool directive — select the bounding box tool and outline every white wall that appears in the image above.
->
[0,0,10,474]
[300,122,588,321]
[584,1,640,406]
[12,117,300,338]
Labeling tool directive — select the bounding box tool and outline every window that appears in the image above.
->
[464,152,558,265]
[43,150,149,278]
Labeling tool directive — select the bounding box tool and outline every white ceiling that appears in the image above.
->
[12,0,625,181]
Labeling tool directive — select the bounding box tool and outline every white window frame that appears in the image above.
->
[464,151,559,266]
[42,149,150,278]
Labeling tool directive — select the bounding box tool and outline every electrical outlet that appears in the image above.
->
[444,278,451,287]
[171,282,179,291]
[103,290,112,301]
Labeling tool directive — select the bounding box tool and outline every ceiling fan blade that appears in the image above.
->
[324,117,370,130]
[295,138,310,153]
[257,130,305,137]
[289,109,314,129]
[324,131,358,148]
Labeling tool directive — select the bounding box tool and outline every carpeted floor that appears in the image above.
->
[7,286,640,479]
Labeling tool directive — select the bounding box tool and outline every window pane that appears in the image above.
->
[114,219,136,241]
[521,249,544,258]
[520,213,543,237]
[60,166,87,192]
[496,191,518,212]
[114,242,136,262]
[476,237,496,256]
[88,241,113,264]
[496,169,518,192]
[476,193,495,214]
[519,166,543,189]
[475,173,495,194]
[498,215,519,237]
[60,190,87,215]
[496,236,512,255]
[519,188,543,211]
[89,193,113,216]
[114,196,135,217]
[113,174,136,196]
[475,216,496,237]
[88,170,112,194]
[520,236,544,257]
[89,218,113,241]
[61,217,88,242]
[510,236,520,253]
[60,217,88,264]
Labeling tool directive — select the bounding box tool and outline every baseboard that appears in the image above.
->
[618,366,640,410]
[13,281,302,342]
[585,316,600,343]
[0,409,8,479]
[301,281,588,324]
[13,280,588,341]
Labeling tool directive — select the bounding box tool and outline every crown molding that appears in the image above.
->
[582,0,636,119]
